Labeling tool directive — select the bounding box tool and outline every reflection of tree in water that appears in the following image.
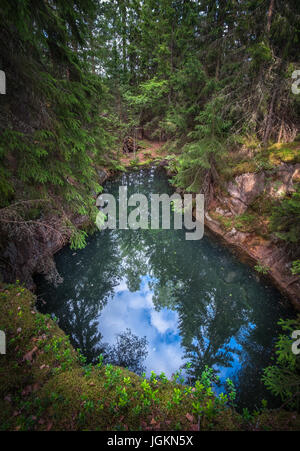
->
[116,201,287,391]
[118,231,149,292]
[37,168,289,406]
[117,222,249,378]
[37,227,122,362]
[103,328,148,375]
[230,316,283,410]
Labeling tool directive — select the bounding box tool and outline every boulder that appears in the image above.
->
[227,172,265,214]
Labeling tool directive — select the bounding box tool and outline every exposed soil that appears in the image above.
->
[119,140,166,167]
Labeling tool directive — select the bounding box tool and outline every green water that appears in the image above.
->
[36,167,291,410]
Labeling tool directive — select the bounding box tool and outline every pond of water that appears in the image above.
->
[36,167,291,410]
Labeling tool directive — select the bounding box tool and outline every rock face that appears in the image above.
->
[265,163,300,198]
[227,172,265,214]
[226,164,300,214]
[0,213,91,291]
[204,163,300,309]
[1,168,112,290]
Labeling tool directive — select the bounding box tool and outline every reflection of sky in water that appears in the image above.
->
[36,168,292,410]
[213,325,256,390]
[99,276,184,377]
[99,274,256,391]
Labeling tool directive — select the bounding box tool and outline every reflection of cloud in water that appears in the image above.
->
[151,309,178,334]
[114,279,128,293]
[99,276,184,377]
[36,167,291,411]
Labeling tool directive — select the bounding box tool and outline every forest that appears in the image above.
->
[0,0,300,433]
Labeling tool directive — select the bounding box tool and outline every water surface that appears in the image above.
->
[36,167,290,410]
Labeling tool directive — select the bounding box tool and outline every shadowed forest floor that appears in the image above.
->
[119,140,166,167]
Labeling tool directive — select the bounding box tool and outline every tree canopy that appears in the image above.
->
[0,0,299,253]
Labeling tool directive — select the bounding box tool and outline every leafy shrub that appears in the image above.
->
[270,185,300,245]
[262,316,300,411]
[291,260,300,276]
[254,263,270,275]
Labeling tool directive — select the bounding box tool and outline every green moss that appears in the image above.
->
[210,209,271,238]
[249,142,300,172]
[219,141,300,183]
[231,161,257,176]
[0,284,299,431]
[137,159,155,167]
[234,213,258,233]
[218,154,259,181]
[266,142,300,165]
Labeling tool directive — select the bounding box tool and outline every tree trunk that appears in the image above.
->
[267,0,275,33]
[263,86,277,146]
